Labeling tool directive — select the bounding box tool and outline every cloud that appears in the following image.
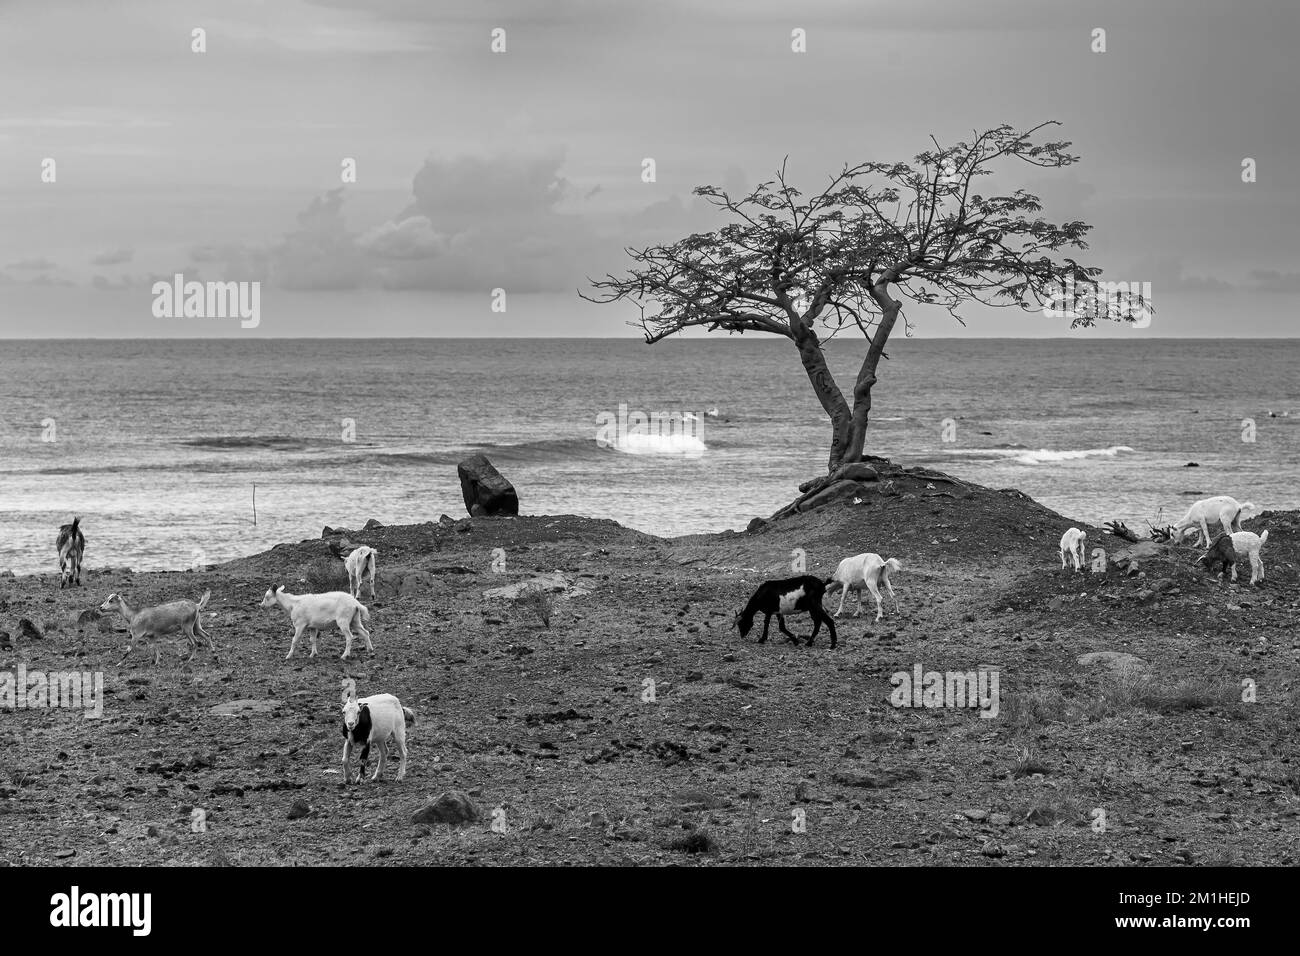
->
[90,247,134,266]
[6,257,58,271]
[1247,269,1300,294]
[357,216,440,259]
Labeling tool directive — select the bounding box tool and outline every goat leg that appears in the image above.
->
[776,614,801,645]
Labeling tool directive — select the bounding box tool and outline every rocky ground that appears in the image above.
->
[1,467,1297,866]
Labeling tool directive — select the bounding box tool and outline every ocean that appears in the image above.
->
[0,337,1296,574]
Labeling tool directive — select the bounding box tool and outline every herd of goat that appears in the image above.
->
[42,492,1271,782]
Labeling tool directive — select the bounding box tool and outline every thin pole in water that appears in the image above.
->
[253,483,258,526]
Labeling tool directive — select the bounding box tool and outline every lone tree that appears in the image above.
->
[584,122,1149,482]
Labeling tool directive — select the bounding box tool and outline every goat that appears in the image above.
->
[341,692,414,783]
[56,517,85,588]
[825,553,903,621]
[1172,496,1259,548]
[1198,530,1268,585]
[100,589,215,665]
[734,575,838,648]
[260,585,372,659]
[344,545,378,600]
[1059,527,1086,572]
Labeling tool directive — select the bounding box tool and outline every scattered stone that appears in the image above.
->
[412,791,480,826]
[287,800,311,820]
[17,618,43,641]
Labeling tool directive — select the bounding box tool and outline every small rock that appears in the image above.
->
[287,800,311,820]
[412,790,480,826]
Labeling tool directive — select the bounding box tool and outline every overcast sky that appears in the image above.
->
[0,0,1295,338]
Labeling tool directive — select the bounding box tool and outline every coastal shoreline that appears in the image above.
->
[2,470,1296,866]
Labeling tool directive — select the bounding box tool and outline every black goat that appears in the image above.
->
[1196,533,1238,581]
[734,575,838,648]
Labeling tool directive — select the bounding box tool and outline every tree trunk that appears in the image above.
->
[790,321,852,473]
[844,295,901,463]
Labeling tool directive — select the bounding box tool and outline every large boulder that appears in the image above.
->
[457,455,519,517]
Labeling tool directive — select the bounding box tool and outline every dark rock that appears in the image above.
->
[17,618,43,641]
[412,790,480,826]
[457,454,519,517]
[287,799,311,820]
[799,479,868,512]
[746,517,767,533]
[362,518,384,530]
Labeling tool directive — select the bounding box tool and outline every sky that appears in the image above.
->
[0,0,1296,338]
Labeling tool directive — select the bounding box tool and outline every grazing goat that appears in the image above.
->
[100,589,215,665]
[56,517,85,588]
[1198,530,1268,585]
[345,545,378,600]
[825,553,903,621]
[1059,527,1087,572]
[341,692,414,783]
[734,575,838,648]
[260,585,372,659]
[1172,496,1259,547]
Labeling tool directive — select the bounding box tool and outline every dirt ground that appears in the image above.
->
[2,470,1297,866]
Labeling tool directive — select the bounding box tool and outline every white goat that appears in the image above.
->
[100,589,215,665]
[341,692,414,783]
[1172,495,1259,547]
[1227,530,1269,585]
[345,545,378,600]
[260,585,372,659]
[1059,527,1086,572]
[825,553,902,621]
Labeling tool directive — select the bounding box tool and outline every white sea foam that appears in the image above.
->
[947,445,1136,465]
[610,432,708,456]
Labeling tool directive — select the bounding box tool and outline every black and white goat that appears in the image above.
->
[56,516,85,588]
[1197,530,1269,586]
[341,692,414,783]
[734,575,838,648]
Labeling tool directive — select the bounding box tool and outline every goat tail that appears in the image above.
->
[885,558,903,574]
[402,706,416,726]
[195,589,211,611]
[1259,530,1268,548]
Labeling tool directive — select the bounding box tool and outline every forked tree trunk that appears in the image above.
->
[842,301,901,465]
[791,321,853,472]
[793,296,902,474]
